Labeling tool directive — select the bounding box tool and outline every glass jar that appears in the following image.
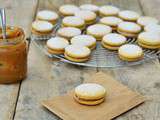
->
[0,27,28,84]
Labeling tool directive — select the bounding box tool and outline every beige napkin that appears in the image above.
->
[42,72,145,120]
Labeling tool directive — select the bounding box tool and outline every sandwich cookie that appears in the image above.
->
[36,10,59,25]
[117,22,141,37]
[118,10,140,22]
[79,4,99,14]
[74,83,106,105]
[118,44,143,61]
[71,35,96,50]
[57,27,81,40]
[59,4,80,16]
[74,10,97,25]
[138,32,160,49]
[64,45,91,62]
[62,16,85,30]
[137,16,159,27]
[144,24,160,34]
[99,5,120,17]
[100,16,123,30]
[102,33,127,50]
[87,24,112,41]
[32,21,54,35]
[46,37,69,54]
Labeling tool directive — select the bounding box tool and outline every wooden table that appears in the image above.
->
[0,0,160,120]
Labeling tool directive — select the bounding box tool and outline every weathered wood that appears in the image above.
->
[14,0,97,120]
[0,0,38,120]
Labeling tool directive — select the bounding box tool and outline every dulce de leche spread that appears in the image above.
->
[0,27,27,83]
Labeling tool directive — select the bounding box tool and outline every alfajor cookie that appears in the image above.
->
[99,5,120,17]
[64,45,91,62]
[117,22,141,37]
[137,32,160,49]
[71,35,96,50]
[74,83,106,105]
[36,10,59,25]
[118,44,143,61]
[102,33,127,50]
[74,10,97,25]
[57,27,81,40]
[59,4,79,16]
[144,24,160,34]
[46,37,69,54]
[62,16,85,30]
[32,20,54,35]
[87,24,112,41]
[100,16,123,30]
[118,10,140,22]
[79,4,99,14]
[137,16,159,27]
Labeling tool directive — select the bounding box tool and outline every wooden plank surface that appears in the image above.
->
[0,0,38,120]
[12,0,160,120]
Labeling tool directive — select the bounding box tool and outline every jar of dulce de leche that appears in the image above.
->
[0,26,28,84]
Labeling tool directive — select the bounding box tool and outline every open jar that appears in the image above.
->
[0,26,28,84]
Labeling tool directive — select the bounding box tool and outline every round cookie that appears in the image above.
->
[80,4,99,14]
[74,95,105,106]
[74,10,97,25]
[75,83,106,100]
[46,37,69,54]
[57,27,81,40]
[117,22,141,37]
[71,35,96,50]
[144,24,160,33]
[62,16,85,30]
[32,20,54,35]
[137,16,159,27]
[118,10,140,22]
[138,32,160,49]
[64,45,91,62]
[59,4,80,16]
[102,33,126,50]
[100,16,123,30]
[118,44,143,61]
[87,24,112,41]
[99,5,120,17]
[36,10,59,24]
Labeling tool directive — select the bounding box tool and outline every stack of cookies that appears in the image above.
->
[32,3,160,62]
[74,83,106,105]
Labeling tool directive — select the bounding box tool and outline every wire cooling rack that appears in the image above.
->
[31,32,160,68]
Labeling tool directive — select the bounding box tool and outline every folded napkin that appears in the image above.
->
[42,72,145,120]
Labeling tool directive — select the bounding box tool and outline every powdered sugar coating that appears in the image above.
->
[32,21,53,31]
[80,4,99,12]
[59,4,80,15]
[118,10,140,20]
[62,16,85,26]
[99,5,120,16]
[100,16,123,26]
[144,24,160,33]
[137,16,159,26]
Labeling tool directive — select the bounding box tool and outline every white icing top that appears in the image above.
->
[138,32,160,45]
[65,45,91,57]
[47,37,69,50]
[62,16,85,26]
[71,35,96,47]
[59,4,80,15]
[74,10,96,21]
[118,22,141,33]
[87,24,112,36]
[100,16,123,26]
[37,10,59,21]
[99,5,120,16]
[103,33,126,45]
[118,44,143,58]
[118,10,140,20]
[80,4,99,12]
[32,21,53,31]
[75,83,106,97]
[137,16,159,26]
[57,27,81,37]
[144,24,160,33]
